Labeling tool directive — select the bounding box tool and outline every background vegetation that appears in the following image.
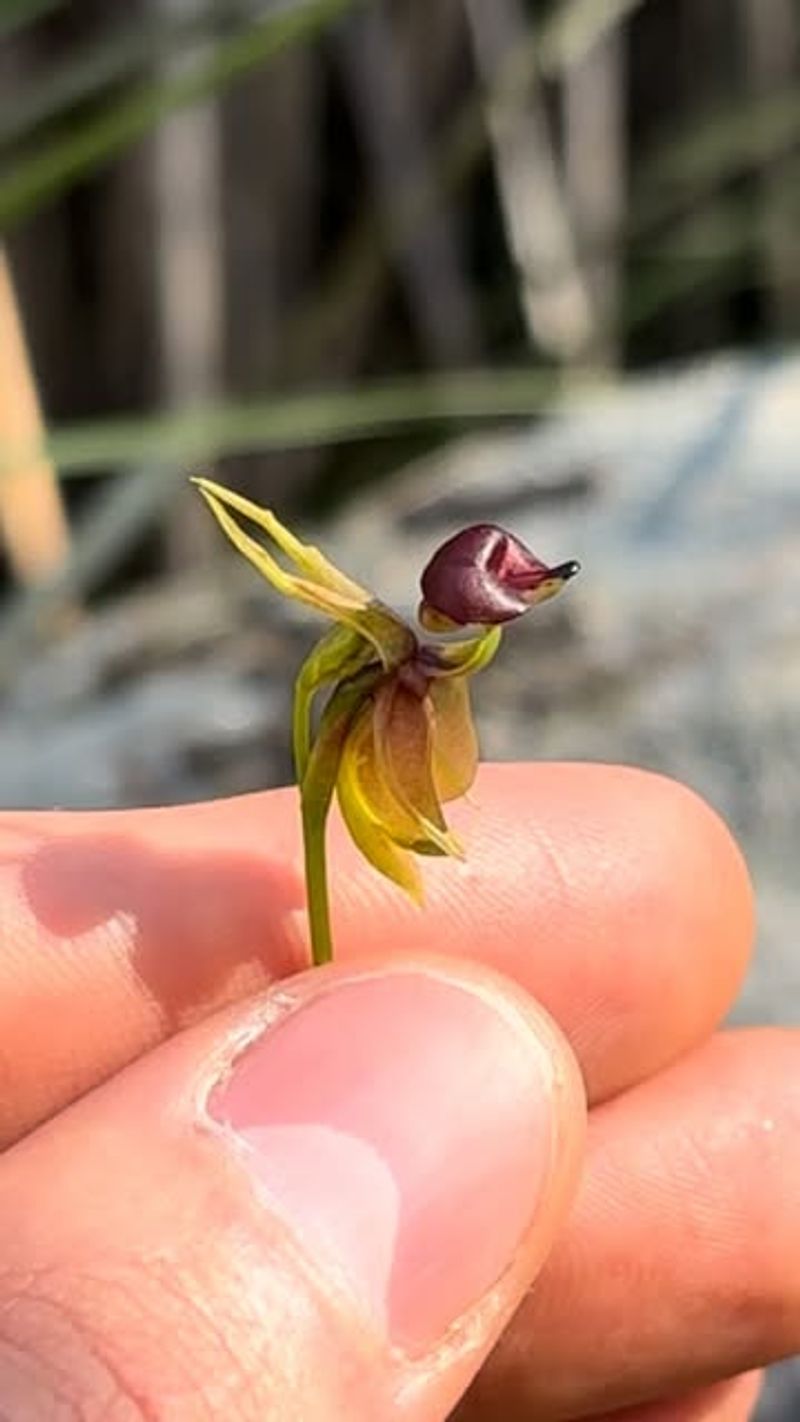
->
[0,0,797,632]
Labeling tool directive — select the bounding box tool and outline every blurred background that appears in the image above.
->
[0,0,798,1410]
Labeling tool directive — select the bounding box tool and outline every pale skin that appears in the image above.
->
[0,763,796,1419]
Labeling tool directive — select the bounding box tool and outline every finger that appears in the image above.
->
[592,1370,763,1422]
[455,1029,799,1420]
[0,763,752,1144]
[0,956,585,1422]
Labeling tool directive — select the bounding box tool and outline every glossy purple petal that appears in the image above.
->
[419,524,579,627]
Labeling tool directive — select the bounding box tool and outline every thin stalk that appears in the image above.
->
[299,666,381,965]
[301,796,335,966]
[293,670,315,788]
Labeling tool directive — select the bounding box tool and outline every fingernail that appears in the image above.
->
[209,969,556,1353]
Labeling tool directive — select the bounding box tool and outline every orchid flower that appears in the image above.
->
[193,477,579,965]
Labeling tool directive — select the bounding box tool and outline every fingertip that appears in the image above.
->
[587,766,754,1032]
[579,1369,764,1422]
[456,764,755,1095]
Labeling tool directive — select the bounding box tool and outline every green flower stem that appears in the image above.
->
[299,667,382,965]
[301,798,335,966]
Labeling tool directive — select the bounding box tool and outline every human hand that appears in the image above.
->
[0,764,795,1419]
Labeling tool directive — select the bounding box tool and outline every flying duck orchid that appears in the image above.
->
[193,477,579,965]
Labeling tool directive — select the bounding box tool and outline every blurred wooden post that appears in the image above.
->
[462,0,597,364]
[0,249,71,587]
[739,0,800,335]
[152,0,224,565]
[563,24,626,368]
[336,3,481,366]
[222,36,326,508]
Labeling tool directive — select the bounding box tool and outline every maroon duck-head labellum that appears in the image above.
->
[419,523,580,629]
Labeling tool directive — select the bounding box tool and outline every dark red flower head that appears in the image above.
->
[419,523,579,629]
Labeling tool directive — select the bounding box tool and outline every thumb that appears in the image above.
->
[0,957,585,1420]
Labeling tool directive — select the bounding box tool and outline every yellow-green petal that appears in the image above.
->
[428,676,479,802]
[337,707,423,904]
[373,681,463,858]
[336,691,452,862]
[336,695,431,853]
[194,476,369,601]
[193,477,415,668]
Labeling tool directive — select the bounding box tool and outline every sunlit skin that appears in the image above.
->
[0,766,797,1418]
